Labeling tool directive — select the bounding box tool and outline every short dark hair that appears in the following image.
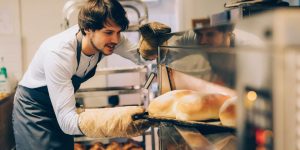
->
[78,0,129,35]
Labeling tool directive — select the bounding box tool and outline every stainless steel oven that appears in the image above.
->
[156,23,237,149]
[154,8,300,150]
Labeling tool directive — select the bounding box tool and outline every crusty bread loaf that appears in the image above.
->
[148,90,196,119]
[148,90,231,121]
[176,93,230,121]
[219,97,237,127]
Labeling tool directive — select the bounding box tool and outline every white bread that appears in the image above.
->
[147,90,196,119]
[175,93,230,121]
[219,97,237,127]
[148,90,230,121]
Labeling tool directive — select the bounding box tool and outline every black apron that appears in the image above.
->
[12,34,102,150]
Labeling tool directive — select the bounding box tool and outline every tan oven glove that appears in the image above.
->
[78,106,150,138]
[138,22,171,60]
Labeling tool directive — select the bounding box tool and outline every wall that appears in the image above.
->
[0,0,22,84]
[285,0,299,5]
[20,0,67,70]
[176,0,227,30]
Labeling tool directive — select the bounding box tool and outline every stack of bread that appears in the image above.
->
[147,90,237,127]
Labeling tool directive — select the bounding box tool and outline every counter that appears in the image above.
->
[0,92,15,150]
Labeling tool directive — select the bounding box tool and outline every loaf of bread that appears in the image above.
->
[219,97,237,127]
[147,90,196,119]
[148,90,230,121]
[176,93,230,121]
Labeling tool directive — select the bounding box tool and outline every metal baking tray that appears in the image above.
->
[133,112,235,135]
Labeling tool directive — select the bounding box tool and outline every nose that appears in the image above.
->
[199,35,208,45]
[111,33,120,44]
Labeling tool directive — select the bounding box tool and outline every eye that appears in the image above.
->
[104,31,113,35]
[206,32,215,37]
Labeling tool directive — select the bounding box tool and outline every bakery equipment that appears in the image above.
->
[235,8,300,150]
[152,22,238,149]
[150,8,300,150]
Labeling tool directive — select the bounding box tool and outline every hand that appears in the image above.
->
[138,22,171,60]
[78,106,151,138]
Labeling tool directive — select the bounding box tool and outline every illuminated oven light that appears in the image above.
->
[247,91,257,101]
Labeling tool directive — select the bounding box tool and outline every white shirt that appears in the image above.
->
[19,25,145,135]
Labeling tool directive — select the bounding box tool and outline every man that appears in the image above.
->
[195,24,234,47]
[12,0,160,149]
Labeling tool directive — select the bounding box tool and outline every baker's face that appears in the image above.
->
[86,20,122,56]
[197,28,230,47]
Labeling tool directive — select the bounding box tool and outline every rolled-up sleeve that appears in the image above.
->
[44,47,82,135]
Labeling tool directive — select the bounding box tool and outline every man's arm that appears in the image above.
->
[44,47,82,135]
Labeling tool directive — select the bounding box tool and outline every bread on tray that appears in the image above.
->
[219,97,237,127]
[148,90,231,121]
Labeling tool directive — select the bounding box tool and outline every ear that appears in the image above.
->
[84,28,92,35]
[226,32,232,36]
[224,32,233,47]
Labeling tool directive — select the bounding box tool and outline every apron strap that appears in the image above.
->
[72,31,103,91]
[75,32,102,71]
[75,32,82,71]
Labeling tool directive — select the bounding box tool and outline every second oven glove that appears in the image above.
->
[138,22,171,60]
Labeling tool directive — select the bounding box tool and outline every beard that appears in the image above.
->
[90,36,116,56]
[90,38,102,52]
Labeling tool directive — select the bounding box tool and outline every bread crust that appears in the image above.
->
[176,93,230,121]
[148,90,231,121]
[219,97,237,127]
[148,90,195,118]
